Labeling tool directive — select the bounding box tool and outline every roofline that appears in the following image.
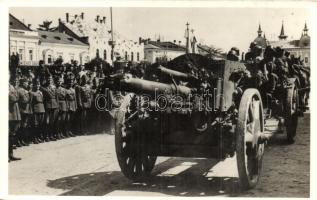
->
[39,41,89,48]
[9,13,32,31]
[58,21,90,45]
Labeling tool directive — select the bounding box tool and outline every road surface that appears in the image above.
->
[9,113,310,197]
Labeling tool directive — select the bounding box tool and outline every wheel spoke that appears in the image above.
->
[252,100,261,135]
[245,131,254,143]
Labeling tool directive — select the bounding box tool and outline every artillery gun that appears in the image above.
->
[104,54,269,189]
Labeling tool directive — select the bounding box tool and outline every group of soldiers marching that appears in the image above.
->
[227,42,310,115]
[9,60,106,162]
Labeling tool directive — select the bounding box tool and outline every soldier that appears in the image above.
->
[35,60,50,86]
[30,79,45,144]
[89,77,99,133]
[56,77,67,139]
[17,78,32,146]
[65,75,76,137]
[78,75,92,135]
[9,75,21,161]
[41,75,59,141]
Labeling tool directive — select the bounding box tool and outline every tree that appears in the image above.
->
[38,20,54,31]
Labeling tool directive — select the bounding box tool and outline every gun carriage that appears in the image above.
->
[103,53,307,190]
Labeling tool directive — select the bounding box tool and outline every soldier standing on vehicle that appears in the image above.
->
[78,75,92,135]
[17,78,32,146]
[41,75,59,141]
[65,75,76,137]
[30,79,45,144]
[9,75,21,161]
[56,76,67,139]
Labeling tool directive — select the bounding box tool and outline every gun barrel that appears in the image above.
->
[157,65,197,82]
[120,74,193,96]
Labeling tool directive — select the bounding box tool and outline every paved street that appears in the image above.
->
[9,113,310,197]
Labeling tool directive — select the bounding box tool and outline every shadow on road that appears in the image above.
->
[266,113,310,146]
[47,158,243,196]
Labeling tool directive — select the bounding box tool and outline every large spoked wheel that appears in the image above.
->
[236,89,265,190]
[285,83,299,143]
[115,94,157,181]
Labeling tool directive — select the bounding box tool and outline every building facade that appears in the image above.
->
[38,30,89,65]
[9,14,39,66]
[9,14,90,66]
[253,22,310,67]
[58,12,144,64]
[144,40,186,63]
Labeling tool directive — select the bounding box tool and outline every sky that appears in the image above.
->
[10,7,310,53]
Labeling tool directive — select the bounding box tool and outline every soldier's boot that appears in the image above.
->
[37,129,44,143]
[15,137,22,147]
[70,131,76,137]
[19,129,29,146]
[56,132,62,140]
[31,127,38,144]
[9,136,21,162]
[48,128,56,141]
[43,124,50,142]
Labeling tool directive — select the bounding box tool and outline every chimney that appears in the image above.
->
[96,15,100,22]
[81,12,84,19]
[27,24,31,29]
[178,41,181,45]
[103,16,106,24]
[173,40,176,43]
[139,37,142,44]
[58,18,61,23]
[66,13,69,22]
[74,14,78,19]
[99,19,103,24]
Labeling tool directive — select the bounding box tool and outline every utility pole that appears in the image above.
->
[110,7,115,65]
[185,22,190,54]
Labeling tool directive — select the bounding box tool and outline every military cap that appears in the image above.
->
[19,78,27,84]
[32,78,41,85]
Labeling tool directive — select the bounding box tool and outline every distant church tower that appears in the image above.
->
[257,24,263,37]
[278,21,288,40]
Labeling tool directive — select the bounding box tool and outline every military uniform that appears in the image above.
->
[17,85,32,145]
[9,84,21,161]
[56,85,67,138]
[41,84,59,141]
[65,86,77,136]
[30,89,45,143]
[78,83,92,134]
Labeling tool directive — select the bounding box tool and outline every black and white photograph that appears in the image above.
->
[1,1,315,198]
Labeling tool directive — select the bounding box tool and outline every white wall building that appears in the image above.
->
[144,41,186,63]
[9,14,39,66]
[58,12,144,64]
[38,30,89,65]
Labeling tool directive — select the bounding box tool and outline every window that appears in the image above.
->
[54,36,61,40]
[125,51,128,60]
[131,52,134,61]
[47,55,52,64]
[57,52,63,59]
[137,52,140,61]
[96,49,100,58]
[69,54,75,61]
[305,57,309,63]
[104,49,107,60]
[29,49,33,61]
[18,49,23,61]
